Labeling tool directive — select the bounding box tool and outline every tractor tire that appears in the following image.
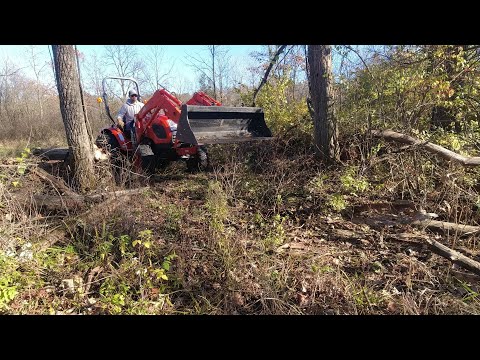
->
[138,144,157,176]
[186,145,209,172]
[141,155,157,175]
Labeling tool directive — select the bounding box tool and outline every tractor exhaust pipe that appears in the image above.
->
[176,104,273,145]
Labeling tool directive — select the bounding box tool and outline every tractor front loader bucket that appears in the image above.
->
[176,104,273,145]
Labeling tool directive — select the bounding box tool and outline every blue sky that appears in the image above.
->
[0,45,264,93]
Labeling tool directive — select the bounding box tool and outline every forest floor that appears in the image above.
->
[1,138,480,314]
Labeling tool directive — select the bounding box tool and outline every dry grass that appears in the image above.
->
[1,136,480,314]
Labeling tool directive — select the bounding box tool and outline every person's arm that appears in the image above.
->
[117,104,127,128]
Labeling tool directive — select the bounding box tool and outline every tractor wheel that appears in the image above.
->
[186,146,209,172]
[141,155,157,175]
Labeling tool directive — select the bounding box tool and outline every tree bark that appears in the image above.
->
[52,45,95,192]
[307,45,339,163]
[211,45,216,100]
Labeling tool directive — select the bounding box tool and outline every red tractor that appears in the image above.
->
[96,77,272,174]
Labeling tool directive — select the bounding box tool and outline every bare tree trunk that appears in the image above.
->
[307,45,339,163]
[52,45,95,192]
[211,45,217,99]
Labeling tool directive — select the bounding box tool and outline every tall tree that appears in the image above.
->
[103,45,145,97]
[185,45,231,101]
[142,45,175,94]
[83,52,105,96]
[52,45,95,192]
[307,45,339,162]
[26,45,49,121]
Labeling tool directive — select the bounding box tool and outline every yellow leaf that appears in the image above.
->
[144,241,151,249]
[12,181,19,187]
[161,274,168,280]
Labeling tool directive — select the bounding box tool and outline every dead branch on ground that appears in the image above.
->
[372,129,480,166]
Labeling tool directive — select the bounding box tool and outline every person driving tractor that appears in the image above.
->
[116,89,144,135]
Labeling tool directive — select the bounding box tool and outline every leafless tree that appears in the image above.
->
[184,45,231,101]
[103,45,145,97]
[82,51,105,96]
[0,58,28,123]
[25,45,50,120]
[142,45,175,94]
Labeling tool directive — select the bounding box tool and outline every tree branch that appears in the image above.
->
[251,45,288,107]
[426,237,480,276]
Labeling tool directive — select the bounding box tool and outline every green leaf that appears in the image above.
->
[17,165,26,175]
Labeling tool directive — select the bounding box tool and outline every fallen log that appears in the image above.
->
[84,187,150,202]
[372,129,480,166]
[30,167,77,197]
[32,148,70,161]
[0,163,37,168]
[352,200,416,213]
[32,187,150,211]
[354,213,480,237]
[33,194,84,210]
[426,237,480,276]
[411,218,480,236]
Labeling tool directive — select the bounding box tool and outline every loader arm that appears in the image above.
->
[186,91,222,106]
[135,89,183,137]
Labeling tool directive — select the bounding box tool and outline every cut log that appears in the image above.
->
[32,148,70,161]
[426,238,480,276]
[372,129,480,166]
